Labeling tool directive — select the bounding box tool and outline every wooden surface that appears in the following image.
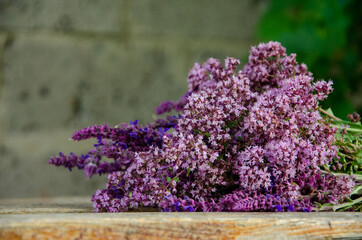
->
[0,197,361,240]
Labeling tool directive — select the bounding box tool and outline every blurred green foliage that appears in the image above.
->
[257,0,361,119]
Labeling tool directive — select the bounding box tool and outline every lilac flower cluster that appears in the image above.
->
[49,121,171,179]
[50,41,354,212]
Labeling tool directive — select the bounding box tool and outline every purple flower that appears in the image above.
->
[130,120,139,126]
[50,41,355,213]
[288,205,294,211]
[155,101,176,115]
[275,204,282,212]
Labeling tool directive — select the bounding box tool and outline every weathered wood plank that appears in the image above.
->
[0,197,361,240]
[0,197,93,214]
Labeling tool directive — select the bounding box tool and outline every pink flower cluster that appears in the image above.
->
[50,41,354,212]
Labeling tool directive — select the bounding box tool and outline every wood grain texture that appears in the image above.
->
[0,197,93,214]
[0,197,361,240]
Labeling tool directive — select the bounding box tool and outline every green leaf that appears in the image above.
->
[193,129,210,138]
[225,119,239,129]
[351,185,362,196]
[193,129,202,135]
[128,191,132,197]
[357,153,362,164]
[330,119,362,133]
[173,177,179,182]
[332,196,362,212]
[166,177,171,183]
[322,203,334,207]
[355,172,362,176]
[186,168,191,177]
[326,108,335,116]
[322,164,330,171]
[336,205,353,212]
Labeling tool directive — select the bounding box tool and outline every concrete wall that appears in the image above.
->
[0,0,267,198]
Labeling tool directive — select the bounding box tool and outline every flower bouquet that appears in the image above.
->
[49,41,361,212]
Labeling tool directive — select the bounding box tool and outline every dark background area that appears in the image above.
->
[257,0,361,119]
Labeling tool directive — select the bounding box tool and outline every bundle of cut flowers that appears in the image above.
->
[49,41,362,212]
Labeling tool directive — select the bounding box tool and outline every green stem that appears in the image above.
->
[318,108,341,121]
[320,170,362,181]
[330,124,362,133]
[315,196,362,212]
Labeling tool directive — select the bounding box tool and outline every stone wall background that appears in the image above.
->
[0,0,267,198]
